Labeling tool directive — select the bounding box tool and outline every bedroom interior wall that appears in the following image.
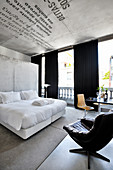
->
[0,46,38,93]
[14,62,38,92]
[0,46,31,62]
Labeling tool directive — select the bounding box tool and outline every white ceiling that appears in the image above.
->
[0,0,113,57]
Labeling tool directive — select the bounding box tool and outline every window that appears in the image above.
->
[98,39,113,88]
[58,49,74,87]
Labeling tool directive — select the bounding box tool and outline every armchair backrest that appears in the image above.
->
[87,112,113,151]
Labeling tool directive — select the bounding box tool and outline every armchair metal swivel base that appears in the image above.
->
[69,148,110,169]
[63,112,113,169]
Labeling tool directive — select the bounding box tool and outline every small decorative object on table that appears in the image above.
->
[96,84,108,99]
[104,89,108,101]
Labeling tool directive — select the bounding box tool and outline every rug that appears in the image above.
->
[0,107,97,170]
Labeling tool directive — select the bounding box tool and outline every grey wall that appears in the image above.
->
[0,46,31,62]
[0,49,38,93]
[14,62,38,92]
[0,58,14,91]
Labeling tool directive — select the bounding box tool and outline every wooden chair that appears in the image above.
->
[77,94,94,118]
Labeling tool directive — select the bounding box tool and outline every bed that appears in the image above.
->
[0,60,66,139]
[0,91,66,139]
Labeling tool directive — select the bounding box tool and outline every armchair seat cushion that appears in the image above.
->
[81,118,94,130]
[71,121,89,132]
[64,121,90,142]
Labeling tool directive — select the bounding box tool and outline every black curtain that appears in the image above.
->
[31,55,42,97]
[74,40,99,108]
[45,50,58,99]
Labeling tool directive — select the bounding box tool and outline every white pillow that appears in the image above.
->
[12,92,21,102]
[21,90,38,100]
[0,91,21,104]
[0,91,13,104]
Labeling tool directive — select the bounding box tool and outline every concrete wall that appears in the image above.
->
[0,46,31,62]
[0,46,38,93]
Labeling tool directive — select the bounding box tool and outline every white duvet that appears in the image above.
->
[0,98,66,131]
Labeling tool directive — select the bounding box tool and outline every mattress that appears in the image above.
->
[0,98,66,131]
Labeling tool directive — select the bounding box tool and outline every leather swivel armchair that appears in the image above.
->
[63,112,113,169]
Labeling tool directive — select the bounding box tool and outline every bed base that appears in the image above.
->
[51,109,65,122]
[0,109,65,139]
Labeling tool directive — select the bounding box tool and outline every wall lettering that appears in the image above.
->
[43,0,70,21]
[5,0,53,35]
[0,9,52,48]
[1,0,73,50]
[58,0,70,10]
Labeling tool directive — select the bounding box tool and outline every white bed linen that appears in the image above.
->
[0,98,66,131]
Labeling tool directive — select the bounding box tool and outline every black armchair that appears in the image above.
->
[63,112,113,169]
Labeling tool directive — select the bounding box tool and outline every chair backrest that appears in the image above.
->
[94,112,113,136]
[87,112,113,151]
[77,94,86,107]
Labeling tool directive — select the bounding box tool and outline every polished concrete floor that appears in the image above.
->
[38,135,113,170]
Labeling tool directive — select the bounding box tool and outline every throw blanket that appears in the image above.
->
[32,98,54,106]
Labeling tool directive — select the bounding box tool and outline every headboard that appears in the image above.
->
[0,57,38,93]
